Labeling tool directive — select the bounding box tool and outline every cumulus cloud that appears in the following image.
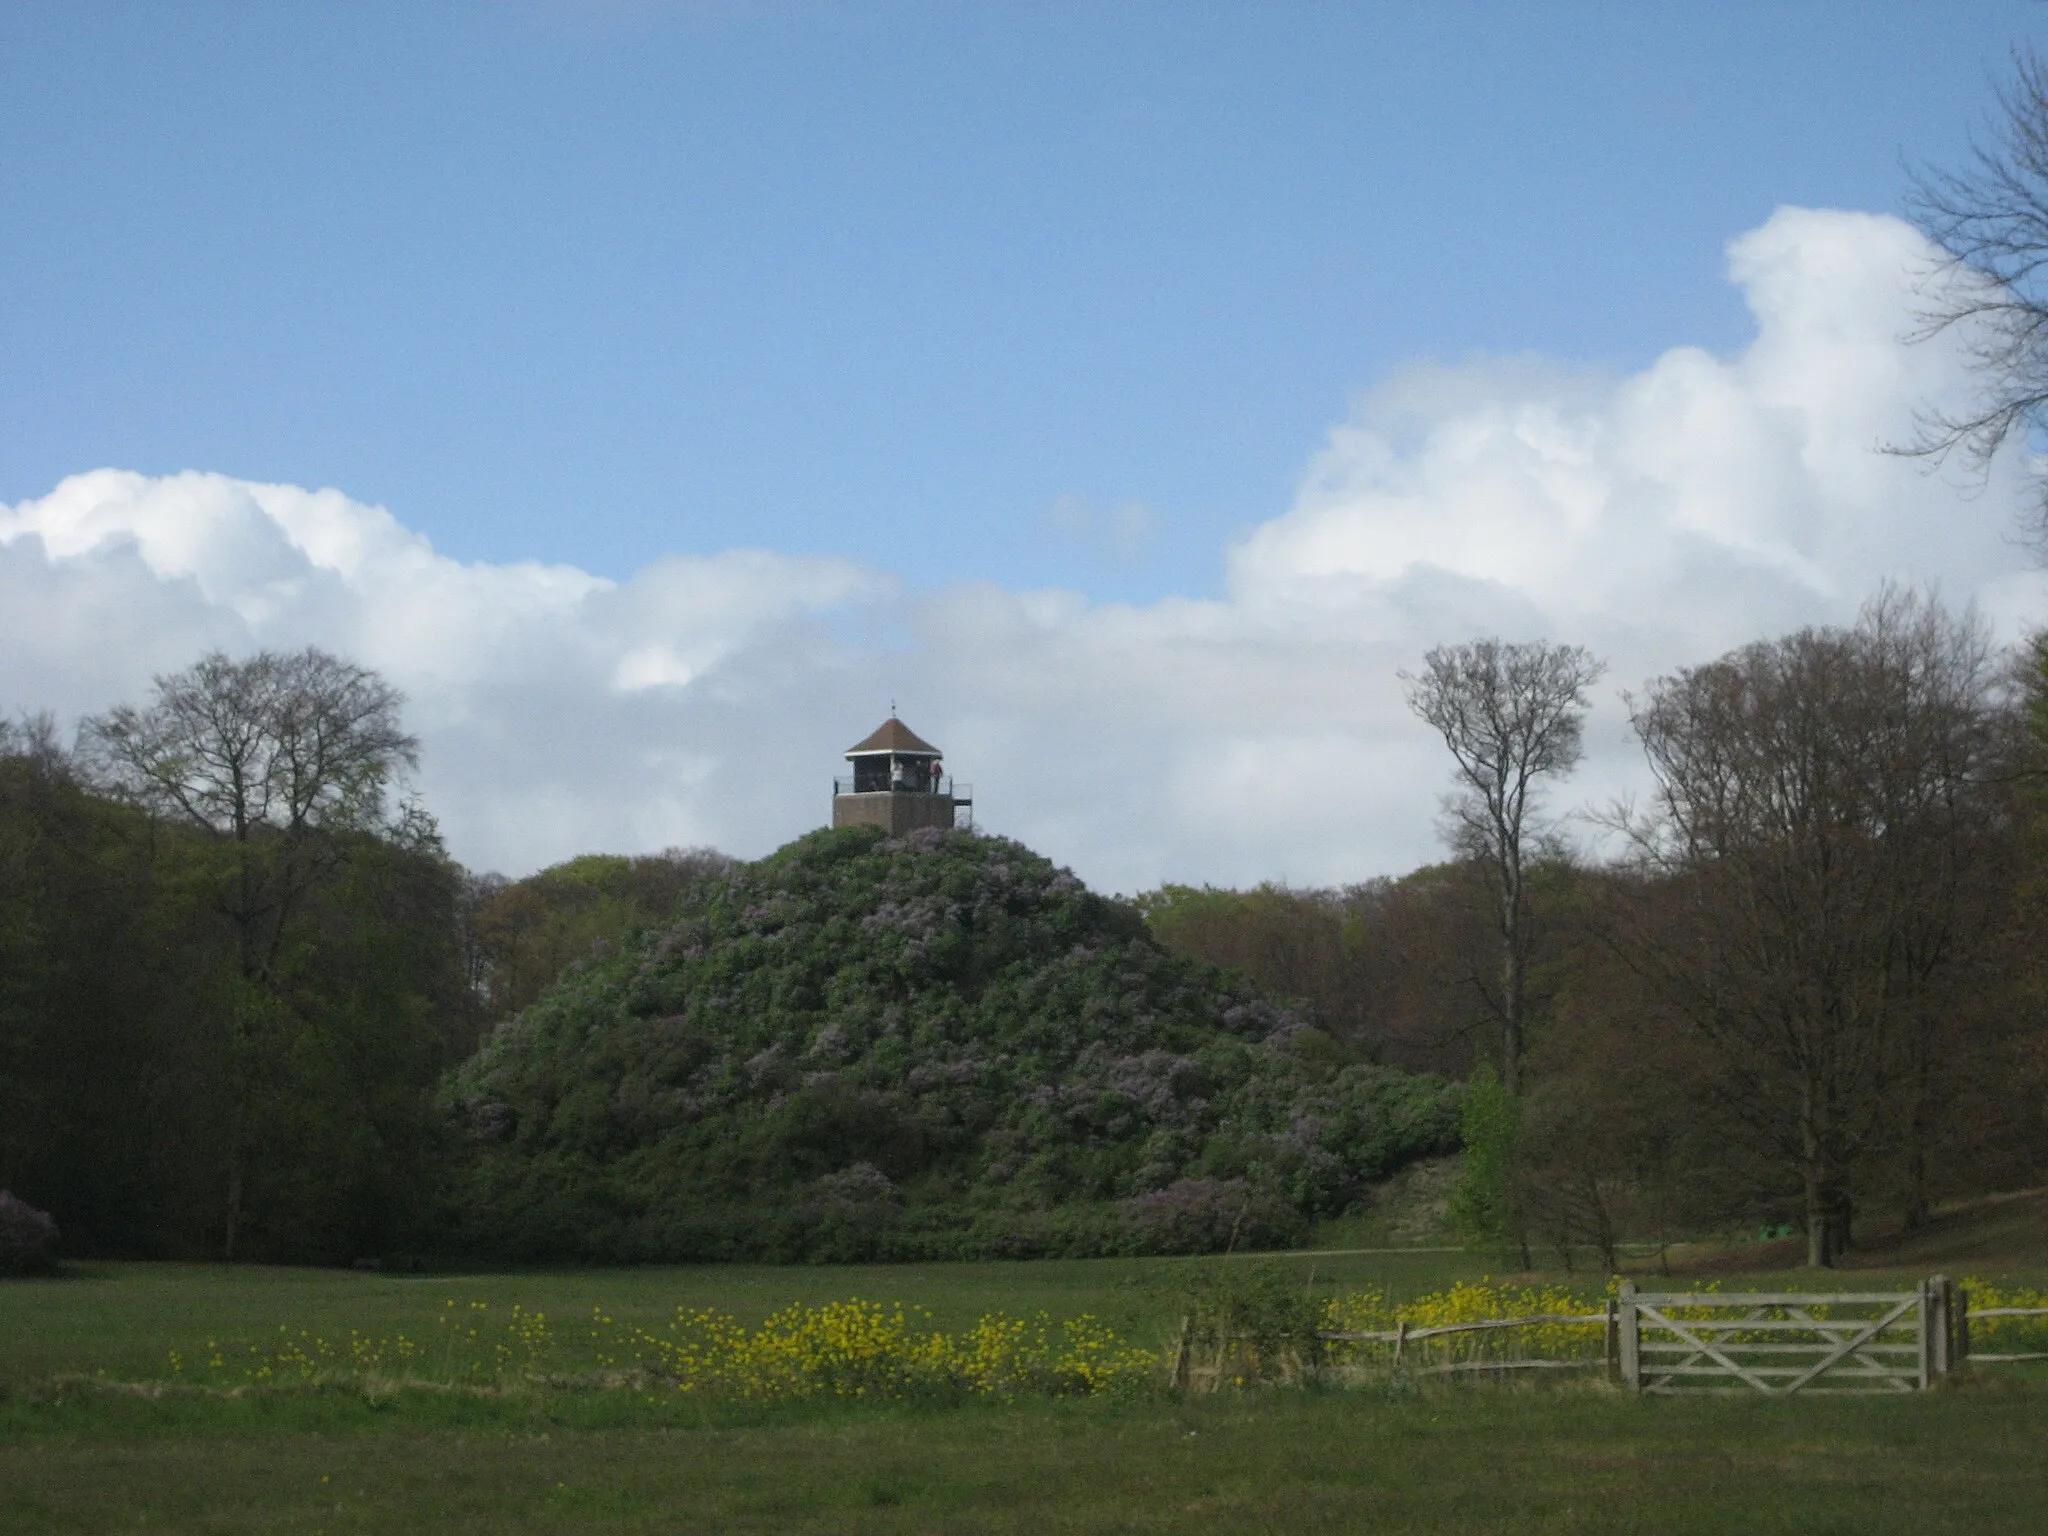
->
[4,207,2044,890]
[0,470,887,866]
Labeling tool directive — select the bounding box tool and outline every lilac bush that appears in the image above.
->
[0,1191,58,1275]
[446,824,1459,1262]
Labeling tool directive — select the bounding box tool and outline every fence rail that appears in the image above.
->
[1322,1312,1609,1343]
[1319,1311,1614,1371]
[1958,1304,2048,1363]
[1312,1279,2044,1391]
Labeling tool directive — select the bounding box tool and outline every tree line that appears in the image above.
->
[1149,591,2048,1269]
[0,651,725,1264]
[0,678,467,1264]
[2,586,2044,1269]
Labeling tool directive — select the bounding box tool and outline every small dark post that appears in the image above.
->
[1605,1298,1620,1384]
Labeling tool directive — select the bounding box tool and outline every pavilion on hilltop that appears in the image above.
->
[831,716,972,835]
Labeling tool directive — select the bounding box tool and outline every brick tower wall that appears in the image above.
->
[832,791,957,836]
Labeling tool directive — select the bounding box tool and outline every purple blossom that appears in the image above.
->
[0,1190,59,1274]
[808,1162,897,1207]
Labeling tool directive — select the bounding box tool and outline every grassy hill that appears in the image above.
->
[444,824,1458,1262]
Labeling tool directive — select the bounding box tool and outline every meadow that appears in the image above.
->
[4,1231,2047,1534]
[0,1247,1479,1386]
[9,1387,2048,1534]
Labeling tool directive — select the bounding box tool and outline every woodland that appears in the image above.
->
[1,585,2044,1274]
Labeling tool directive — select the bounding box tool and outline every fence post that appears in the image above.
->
[1956,1286,1972,1364]
[1605,1298,1619,1384]
[1916,1279,1932,1391]
[1929,1276,1951,1380]
[1393,1318,1408,1368]
[1617,1280,1640,1391]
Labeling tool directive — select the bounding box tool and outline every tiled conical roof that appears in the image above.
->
[845,718,941,756]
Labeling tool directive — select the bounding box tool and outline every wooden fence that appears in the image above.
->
[1952,1293,2048,1366]
[1319,1312,1612,1377]
[1618,1280,1935,1394]
[1317,1277,2048,1394]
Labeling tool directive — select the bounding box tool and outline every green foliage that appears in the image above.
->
[0,725,473,1263]
[2029,632,2048,747]
[1445,1065,1519,1260]
[447,826,1459,1261]
[0,734,191,1256]
[463,848,732,1029]
[1136,883,1345,1026]
[1135,865,1501,1080]
[1157,1260,1329,1387]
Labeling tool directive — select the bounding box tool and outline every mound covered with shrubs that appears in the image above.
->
[447,825,1457,1261]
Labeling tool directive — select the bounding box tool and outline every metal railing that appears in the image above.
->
[833,777,967,801]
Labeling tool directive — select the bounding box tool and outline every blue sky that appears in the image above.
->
[5,4,2048,887]
[6,2,2040,600]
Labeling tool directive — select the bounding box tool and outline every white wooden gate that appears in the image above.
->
[1616,1279,1952,1394]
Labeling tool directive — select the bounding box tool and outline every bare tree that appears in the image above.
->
[1402,639,1605,1094]
[1905,48,2048,541]
[1610,591,2011,1266]
[80,648,418,1257]
[84,648,417,983]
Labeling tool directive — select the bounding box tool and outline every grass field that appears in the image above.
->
[3,1204,2045,1534]
[0,1247,1488,1387]
[5,1377,2048,1532]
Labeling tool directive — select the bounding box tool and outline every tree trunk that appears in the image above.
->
[1826,1189,1855,1258]
[221,984,256,1262]
[1904,1145,1930,1232]
[1803,1174,1829,1268]
[1802,1092,1832,1268]
[1499,863,1526,1096]
[222,1142,243,1261]
[1590,1178,1620,1277]
[1902,1050,1932,1231]
[1501,946,1523,1095]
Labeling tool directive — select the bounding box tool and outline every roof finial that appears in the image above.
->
[890,697,897,717]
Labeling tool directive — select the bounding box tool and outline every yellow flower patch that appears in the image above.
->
[169,1297,1155,1402]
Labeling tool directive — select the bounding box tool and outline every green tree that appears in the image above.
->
[1612,591,2016,1266]
[1445,1064,1522,1265]
[464,849,731,1028]
[1402,639,1604,1094]
[0,719,188,1253]
[80,649,421,1258]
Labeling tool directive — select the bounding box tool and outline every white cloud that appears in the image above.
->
[4,207,2044,890]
